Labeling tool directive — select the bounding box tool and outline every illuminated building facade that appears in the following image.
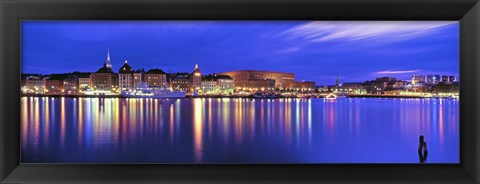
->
[242,79,275,91]
[144,68,167,87]
[200,74,234,95]
[411,75,426,85]
[118,59,134,90]
[372,82,388,94]
[45,75,68,94]
[90,50,118,92]
[63,75,79,94]
[77,73,91,90]
[190,64,202,92]
[170,76,190,91]
[25,76,45,94]
[448,76,456,83]
[219,70,294,89]
[426,75,441,84]
[90,64,117,91]
[285,81,316,91]
[133,72,143,88]
[441,75,457,84]
[441,75,449,83]
[341,82,365,93]
[201,80,217,94]
[215,75,234,95]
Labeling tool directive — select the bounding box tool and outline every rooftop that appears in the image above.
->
[119,61,134,74]
[146,68,166,74]
[95,64,114,74]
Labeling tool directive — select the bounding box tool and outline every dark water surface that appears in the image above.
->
[21,97,459,163]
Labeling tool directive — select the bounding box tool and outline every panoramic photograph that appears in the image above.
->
[21,21,459,163]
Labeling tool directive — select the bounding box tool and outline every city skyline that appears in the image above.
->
[22,21,459,85]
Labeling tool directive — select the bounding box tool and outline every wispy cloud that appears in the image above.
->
[280,21,456,44]
[375,70,422,74]
[371,45,442,55]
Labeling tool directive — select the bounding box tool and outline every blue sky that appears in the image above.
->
[22,21,459,85]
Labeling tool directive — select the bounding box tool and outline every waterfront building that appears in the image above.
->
[45,75,69,94]
[118,59,135,91]
[167,72,190,83]
[215,75,234,95]
[63,75,79,94]
[144,68,167,87]
[368,77,407,94]
[25,76,45,94]
[368,77,394,94]
[412,75,419,85]
[133,72,143,88]
[371,81,388,94]
[418,75,427,83]
[438,75,456,84]
[21,74,29,88]
[449,76,456,83]
[190,64,202,92]
[220,70,294,89]
[411,75,426,85]
[90,64,117,91]
[74,72,91,90]
[426,75,441,84]
[412,83,429,93]
[133,69,145,88]
[170,75,190,91]
[242,79,275,91]
[201,79,217,94]
[341,82,364,94]
[90,50,117,92]
[285,81,316,92]
[200,74,234,95]
[386,81,407,91]
[441,75,449,83]
[317,86,331,93]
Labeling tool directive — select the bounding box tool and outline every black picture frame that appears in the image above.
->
[1,0,479,183]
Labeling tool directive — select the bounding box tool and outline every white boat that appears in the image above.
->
[325,93,347,100]
[121,83,186,98]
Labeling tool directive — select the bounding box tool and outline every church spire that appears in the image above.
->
[335,75,340,87]
[194,62,198,70]
[105,49,112,69]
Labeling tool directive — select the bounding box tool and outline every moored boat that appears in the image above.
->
[325,93,347,100]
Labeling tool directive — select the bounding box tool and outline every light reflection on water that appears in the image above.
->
[21,97,459,163]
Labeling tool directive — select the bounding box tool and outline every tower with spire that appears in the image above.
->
[105,49,112,69]
[335,75,340,87]
[191,63,202,92]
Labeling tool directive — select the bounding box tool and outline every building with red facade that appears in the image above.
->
[219,70,294,90]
